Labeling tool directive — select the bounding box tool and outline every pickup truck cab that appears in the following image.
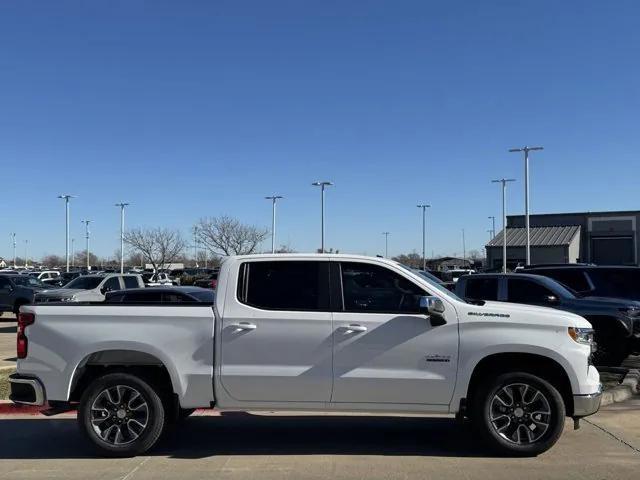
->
[10,254,601,457]
[0,274,47,314]
[34,273,145,303]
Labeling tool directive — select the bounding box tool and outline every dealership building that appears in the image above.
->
[486,210,640,268]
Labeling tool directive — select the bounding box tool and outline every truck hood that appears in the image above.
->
[36,288,88,298]
[466,300,592,329]
[578,296,640,308]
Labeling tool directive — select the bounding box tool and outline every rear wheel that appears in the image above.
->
[472,372,565,456]
[78,373,165,457]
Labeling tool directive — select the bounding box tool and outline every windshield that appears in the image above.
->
[11,276,46,287]
[63,276,103,290]
[590,269,640,300]
[397,264,463,301]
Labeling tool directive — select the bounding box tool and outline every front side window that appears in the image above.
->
[102,277,121,292]
[465,277,498,301]
[238,261,328,311]
[507,279,554,304]
[341,262,425,314]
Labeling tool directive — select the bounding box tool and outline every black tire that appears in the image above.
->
[78,373,166,457]
[472,372,565,456]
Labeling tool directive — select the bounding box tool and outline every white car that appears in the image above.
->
[29,270,61,286]
[10,254,600,457]
[142,272,175,287]
[34,273,145,303]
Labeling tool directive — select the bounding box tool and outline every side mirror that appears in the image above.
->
[545,295,559,305]
[419,296,446,327]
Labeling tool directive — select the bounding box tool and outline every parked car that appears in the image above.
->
[105,286,215,304]
[193,271,218,289]
[455,273,640,366]
[29,270,61,286]
[141,272,175,287]
[519,265,640,302]
[11,254,600,457]
[448,268,476,283]
[57,271,84,287]
[410,268,455,291]
[34,273,145,303]
[0,274,48,315]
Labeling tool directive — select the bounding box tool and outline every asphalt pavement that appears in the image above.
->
[0,406,638,480]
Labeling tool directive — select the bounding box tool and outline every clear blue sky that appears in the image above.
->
[1,1,639,260]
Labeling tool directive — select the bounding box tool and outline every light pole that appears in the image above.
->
[312,182,333,253]
[81,220,91,271]
[488,216,496,239]
[265,195,283,254]
[11,233,16,268]
[492,178,516,273]
[58,194,75,273]
[71,238,75,268]
[382,232,390,258]
[24,240,28,268]
[509,146,543,265]
[462,229,466,262]
[193,227,198,268]
[417,204,431,270]
[115,203,129,273]
[487,229,494,242]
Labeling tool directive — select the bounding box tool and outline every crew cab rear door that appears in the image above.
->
[219,259,333,402]
[330,261,459,405]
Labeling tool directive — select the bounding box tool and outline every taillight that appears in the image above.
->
[17,312,35,359]
[210,279,217,289]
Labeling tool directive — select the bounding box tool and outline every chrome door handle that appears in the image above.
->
[232,322,257,331]
[345,324,367,333]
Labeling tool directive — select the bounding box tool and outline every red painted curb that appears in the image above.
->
[0,401,218,417]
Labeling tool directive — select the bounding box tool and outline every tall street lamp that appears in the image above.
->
[382,232,390,258]
[417,204,431,271]
[71,238,75,268]
[58,194,75,272]
[11,233,16,268]
[491,178,516,273]
[265,195,284,254]
[509,146,543,265]
[81,220,91,271]
[488,216,496,239]
[24,239,28,268]
[115,203,130,273]
[312,182,333,253]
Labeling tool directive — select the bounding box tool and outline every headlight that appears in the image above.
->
[59,297,75,302]
[568,327,595,345]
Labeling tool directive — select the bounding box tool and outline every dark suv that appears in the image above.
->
[520,265,640,301]
[0,274,48,315]
[455,273,640,366]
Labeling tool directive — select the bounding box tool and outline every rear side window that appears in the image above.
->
[340,262,425,314]
[237,261,329,311]
[539,269,591,293]
[123,276,140,289]
[464,277,498,301]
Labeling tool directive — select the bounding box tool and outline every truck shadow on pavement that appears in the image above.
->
[0,413,494,459]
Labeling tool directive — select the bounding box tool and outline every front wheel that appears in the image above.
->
[78,373,166,457]
[472,372,565,456]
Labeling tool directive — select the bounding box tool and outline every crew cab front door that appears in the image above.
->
[220,260,333,403]
[330,261,458,406]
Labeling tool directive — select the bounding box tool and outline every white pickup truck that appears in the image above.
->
[10,254,601,457]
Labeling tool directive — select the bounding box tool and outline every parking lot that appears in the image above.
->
[0,314,16,368]
[0,405,638,480]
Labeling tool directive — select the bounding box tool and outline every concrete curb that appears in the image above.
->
[600,369,639,407]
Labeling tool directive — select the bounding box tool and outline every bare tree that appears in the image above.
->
[124,227,186,272]
[195,216,269,256]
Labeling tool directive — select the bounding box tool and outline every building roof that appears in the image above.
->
[487,225,580,247]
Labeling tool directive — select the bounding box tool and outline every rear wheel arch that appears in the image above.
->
[69,350,176,404]
[465,352,574,417]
